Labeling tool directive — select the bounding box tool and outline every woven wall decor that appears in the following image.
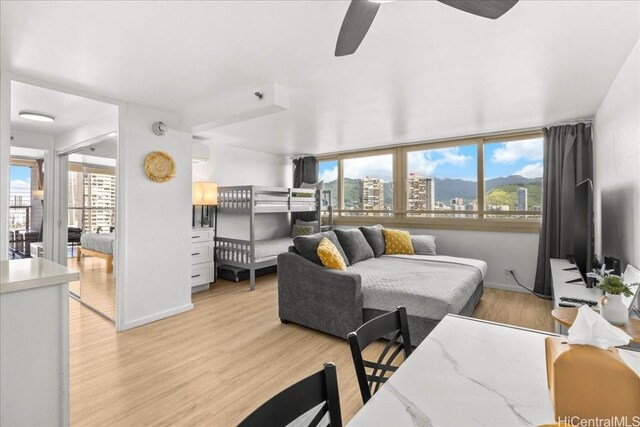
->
[144,151,176,183]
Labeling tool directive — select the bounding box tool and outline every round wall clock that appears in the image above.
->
[144,151,176,183]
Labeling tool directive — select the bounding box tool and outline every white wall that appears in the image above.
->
[193,142,292,240]
[593,39,640,272]
[55,109,118,152]
[119,104,193,329]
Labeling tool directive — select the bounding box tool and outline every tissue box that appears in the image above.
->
[545,337,640,421]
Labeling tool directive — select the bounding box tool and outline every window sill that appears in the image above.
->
[332,216,541,234]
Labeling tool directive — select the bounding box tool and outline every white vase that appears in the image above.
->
[600,293,629,325]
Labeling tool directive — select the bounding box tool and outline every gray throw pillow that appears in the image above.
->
[291,224,315,237]
[334,228,375,265]
[411,235,437,255]
[359,224,385,257]
[293,231,350,266]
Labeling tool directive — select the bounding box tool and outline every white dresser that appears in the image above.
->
[190,227,215,292]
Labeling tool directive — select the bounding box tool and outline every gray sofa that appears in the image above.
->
[277,228,485,345]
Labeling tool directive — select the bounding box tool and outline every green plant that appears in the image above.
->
[587,265,639,297]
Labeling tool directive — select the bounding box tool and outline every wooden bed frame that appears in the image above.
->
[77,247,113,273]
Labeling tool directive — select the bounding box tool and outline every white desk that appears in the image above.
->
[0,258,79,426]
[348,315,640,427]
[549,258,603,309]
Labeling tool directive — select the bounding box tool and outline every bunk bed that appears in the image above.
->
[215,185,333,290]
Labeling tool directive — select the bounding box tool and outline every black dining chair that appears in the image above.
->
[348,306,413,404]
[238,362,342,427]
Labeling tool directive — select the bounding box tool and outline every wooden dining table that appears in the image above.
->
[347,315,640,427]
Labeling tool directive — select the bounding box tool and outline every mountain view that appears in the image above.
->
[323,175,542,210]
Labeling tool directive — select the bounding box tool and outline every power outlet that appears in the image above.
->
[504,269,514,276]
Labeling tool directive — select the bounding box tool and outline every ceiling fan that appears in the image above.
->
[335,0,519,57]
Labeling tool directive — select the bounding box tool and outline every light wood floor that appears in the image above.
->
[70,271,553,426]
[68,256,116,319]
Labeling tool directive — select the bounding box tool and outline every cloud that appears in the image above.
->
[10,179,30,190]
[408,147,471,177]
[490,139,543,164]
[319,165,338,183]
[514,162,543,178]
[343,154,393,181]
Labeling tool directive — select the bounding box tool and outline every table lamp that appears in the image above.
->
[192,182,218,228]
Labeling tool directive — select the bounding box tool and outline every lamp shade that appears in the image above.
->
[192,182,217,205]
[32,190,44,201]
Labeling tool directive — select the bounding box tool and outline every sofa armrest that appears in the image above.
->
[277,252,363,339]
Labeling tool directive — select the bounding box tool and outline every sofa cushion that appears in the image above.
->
[293,231,350,266]
[383,229,415,255]
[317,237,347,271]
[411,235,437,255]
[359,224,385,257]
[334,228,374,264]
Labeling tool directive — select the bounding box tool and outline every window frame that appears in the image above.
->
[317,130,543,233]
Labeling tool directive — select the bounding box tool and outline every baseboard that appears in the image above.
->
[484,282,529,294]
[119,303,194,331]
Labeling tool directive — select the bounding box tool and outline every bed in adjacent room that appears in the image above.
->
[78,233,115,273]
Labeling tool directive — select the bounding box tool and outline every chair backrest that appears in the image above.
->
[238,363,342,427]
[348,306,412,404]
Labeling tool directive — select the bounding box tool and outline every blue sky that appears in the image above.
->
[319,137,543,183]
[10,165,31,190]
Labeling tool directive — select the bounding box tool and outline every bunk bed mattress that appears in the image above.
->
[254,237,294,261]
[80,233,115,254]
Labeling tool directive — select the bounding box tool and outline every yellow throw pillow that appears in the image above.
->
[317,237,347,271]
[382,229,415,255]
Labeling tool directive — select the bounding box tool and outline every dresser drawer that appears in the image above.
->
[191,262,215,287]
[191,228,214,243]
[190,243,213,265]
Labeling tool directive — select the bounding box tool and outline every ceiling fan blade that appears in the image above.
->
[437,0,518,20]
[335,0,381,57]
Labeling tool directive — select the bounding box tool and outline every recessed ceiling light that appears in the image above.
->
[19,111,55,122]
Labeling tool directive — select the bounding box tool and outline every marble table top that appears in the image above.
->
[348,315,640,427]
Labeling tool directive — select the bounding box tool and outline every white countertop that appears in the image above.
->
[0,258,79,294]
[348,315,640,427]
[550,258,604,307]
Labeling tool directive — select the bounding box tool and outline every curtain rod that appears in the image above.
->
[544,118,593,129]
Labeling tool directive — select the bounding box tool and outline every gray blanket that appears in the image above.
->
[80,233,115,254]
[254,237,294,261]
[346,255,486,320]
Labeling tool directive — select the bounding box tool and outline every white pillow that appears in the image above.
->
[411,235,437,255]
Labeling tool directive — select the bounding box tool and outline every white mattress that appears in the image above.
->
[80,233,115,254]
[254,237,294,261]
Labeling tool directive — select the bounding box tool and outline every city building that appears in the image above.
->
[360,176,385,211]
[407,173,435,212]
[517,187,528,211]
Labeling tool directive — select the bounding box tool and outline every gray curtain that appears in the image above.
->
[534,123,593,296]
[292,156,319,224]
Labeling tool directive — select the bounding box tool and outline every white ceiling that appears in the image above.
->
[2,1,639,155]
[10,81,117,135]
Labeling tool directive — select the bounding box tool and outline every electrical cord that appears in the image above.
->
[509,270,553,300]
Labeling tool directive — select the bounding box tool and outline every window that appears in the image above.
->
[484,137,543,219]
[406,145,478,218]
[319,159,338,208]
[9,165,31,230]
[317,130,543,232]
[342,153,393,216]
[68,165,116,233]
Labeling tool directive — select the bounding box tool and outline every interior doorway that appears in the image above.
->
[8,79,120,324]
